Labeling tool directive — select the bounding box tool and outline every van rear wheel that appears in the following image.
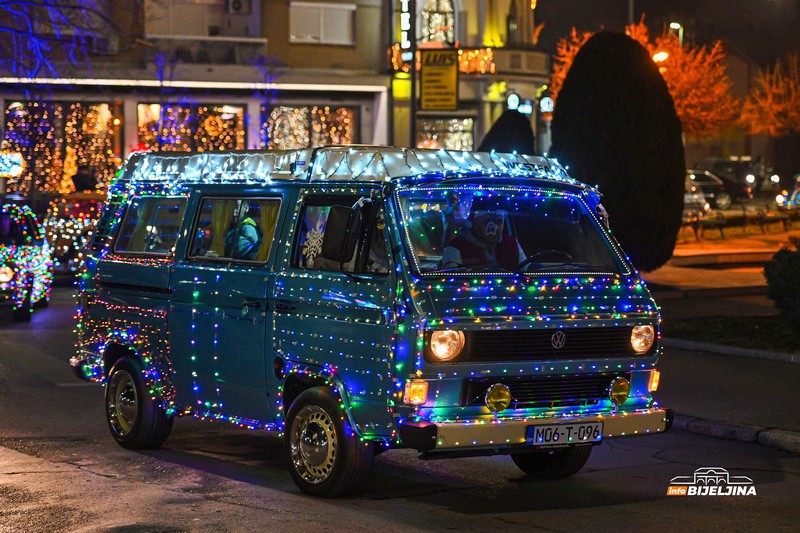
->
[511,446,592,479]
[105,357,173,449]
[285,387,373,497]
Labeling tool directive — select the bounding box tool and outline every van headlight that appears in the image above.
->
[0,265,15,283]
[631,325,655,354]
[429,330,465,362]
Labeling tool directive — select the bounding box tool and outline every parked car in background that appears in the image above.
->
[0,203,53,321]
[687,169,733,210]
[684,175,710,218]
[43,192,104,275]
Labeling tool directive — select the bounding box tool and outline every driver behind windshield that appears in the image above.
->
[441,196,525,269]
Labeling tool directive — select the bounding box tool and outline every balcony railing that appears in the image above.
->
[143,34,268,66]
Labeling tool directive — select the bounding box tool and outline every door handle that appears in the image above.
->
[243,300,262,309]
[275,303,296,311]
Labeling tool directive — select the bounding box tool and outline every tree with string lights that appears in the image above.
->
[550,19,738,138]
[0,1,111,78]
[739,54,800,138]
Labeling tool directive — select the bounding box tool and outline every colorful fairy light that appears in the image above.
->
[0,204,53,312]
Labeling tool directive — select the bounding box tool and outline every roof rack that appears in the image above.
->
[120,146,583,188]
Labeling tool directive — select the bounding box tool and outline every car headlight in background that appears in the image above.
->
[745,173,756,184]
[770,174,780,184]
[631,325,655,354]
[429,330,465,362]
[0,265,15,283]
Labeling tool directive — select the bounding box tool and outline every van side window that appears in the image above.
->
[114,197,187,255]
[294,196,389,274]
[188,197,280,262]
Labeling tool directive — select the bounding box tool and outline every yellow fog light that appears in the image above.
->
[485,383,512,413]
[429,330,465,362]
[631,325,655,354]
[0,265,14,283]
[648,369,661,392]
[403,379,429,405]
[608,377,631,406]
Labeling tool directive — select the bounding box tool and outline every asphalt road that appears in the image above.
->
[0,288,798,532]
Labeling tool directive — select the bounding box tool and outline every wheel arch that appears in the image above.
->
[281,365,361,437]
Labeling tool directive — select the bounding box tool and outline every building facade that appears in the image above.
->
[0,0,548,196]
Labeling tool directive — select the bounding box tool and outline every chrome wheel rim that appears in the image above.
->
[289,405,337,484]
[107,370,138,436]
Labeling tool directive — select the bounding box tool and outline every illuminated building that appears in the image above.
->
[0,1,548,196]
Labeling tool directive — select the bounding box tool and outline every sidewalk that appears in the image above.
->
[640,225,800,455]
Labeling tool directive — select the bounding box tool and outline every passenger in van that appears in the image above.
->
[441,196,525,269]
[224,205,263,260]
[366,223,389,274]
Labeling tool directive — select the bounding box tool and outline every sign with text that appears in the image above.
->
[420,50,459,111]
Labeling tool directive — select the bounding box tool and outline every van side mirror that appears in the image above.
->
[321,205,362,263]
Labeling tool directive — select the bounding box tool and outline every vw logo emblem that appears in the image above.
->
[551,330,566,349]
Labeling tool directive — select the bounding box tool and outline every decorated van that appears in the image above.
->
[72,147,671,497]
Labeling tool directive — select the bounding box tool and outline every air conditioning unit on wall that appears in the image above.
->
[227,0,251,14]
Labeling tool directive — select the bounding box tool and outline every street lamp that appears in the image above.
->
[669,22,684,46]
[652,51,669,63]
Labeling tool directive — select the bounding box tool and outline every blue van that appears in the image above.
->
[72,147,671,497]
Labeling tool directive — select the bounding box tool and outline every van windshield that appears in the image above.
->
[397,187,625,275]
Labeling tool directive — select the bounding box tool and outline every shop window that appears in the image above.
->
[137,103,245,152]
[421,0,455,44]
[289,2,356,45]
[262,105,358,150]
[2,101,123,195]
[417,117,474,151]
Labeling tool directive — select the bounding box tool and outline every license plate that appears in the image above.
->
[526,422,603,447]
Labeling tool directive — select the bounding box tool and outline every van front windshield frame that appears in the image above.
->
[396,186,630,277]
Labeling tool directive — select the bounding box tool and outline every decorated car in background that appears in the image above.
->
[43,192,104,275]
[0,203,53,321]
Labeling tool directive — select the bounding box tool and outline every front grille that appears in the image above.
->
[461,372,630,409]
[465,327,647,361]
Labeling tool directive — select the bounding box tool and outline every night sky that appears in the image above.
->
[534,0,800,66]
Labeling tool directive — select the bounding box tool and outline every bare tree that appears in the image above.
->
[0,0,112,78]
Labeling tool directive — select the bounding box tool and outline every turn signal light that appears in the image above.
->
[403,379,429,405]
[648,370,661,392]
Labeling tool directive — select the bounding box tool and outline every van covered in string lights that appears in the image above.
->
[72,146,672,497]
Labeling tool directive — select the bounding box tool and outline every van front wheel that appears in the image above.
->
[511,445,592,479]
[285,387,373,497]
[105,357,173,449]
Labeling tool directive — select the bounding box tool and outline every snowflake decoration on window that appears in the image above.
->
[302,218,325,266]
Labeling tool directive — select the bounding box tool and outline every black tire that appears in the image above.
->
[285,387,373,497]
[11,283,32,322]
[511,446,593,479]
[105,357,173,449]
[715,192,732,210]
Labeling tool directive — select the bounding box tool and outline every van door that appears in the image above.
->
[273,191,397,434]
[170,194,284,425]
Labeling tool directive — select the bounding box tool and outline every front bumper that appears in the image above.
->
[399,407,673,452]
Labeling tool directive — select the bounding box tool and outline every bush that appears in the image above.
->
[764,246,800,328]
[549,31,685,272]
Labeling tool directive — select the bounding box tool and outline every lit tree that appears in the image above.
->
[550,19,738,138]
[0,1,111,78]
[739,54,800,137]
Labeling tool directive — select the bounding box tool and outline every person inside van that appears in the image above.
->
[441,196,525,270]
[224,205,263,260]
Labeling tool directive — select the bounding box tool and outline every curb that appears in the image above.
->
[662,338,800,364]
[672,414,800,455]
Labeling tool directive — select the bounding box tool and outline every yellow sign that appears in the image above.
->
[420,50,459,111]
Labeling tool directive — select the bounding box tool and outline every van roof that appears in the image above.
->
[119,146,591,191]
